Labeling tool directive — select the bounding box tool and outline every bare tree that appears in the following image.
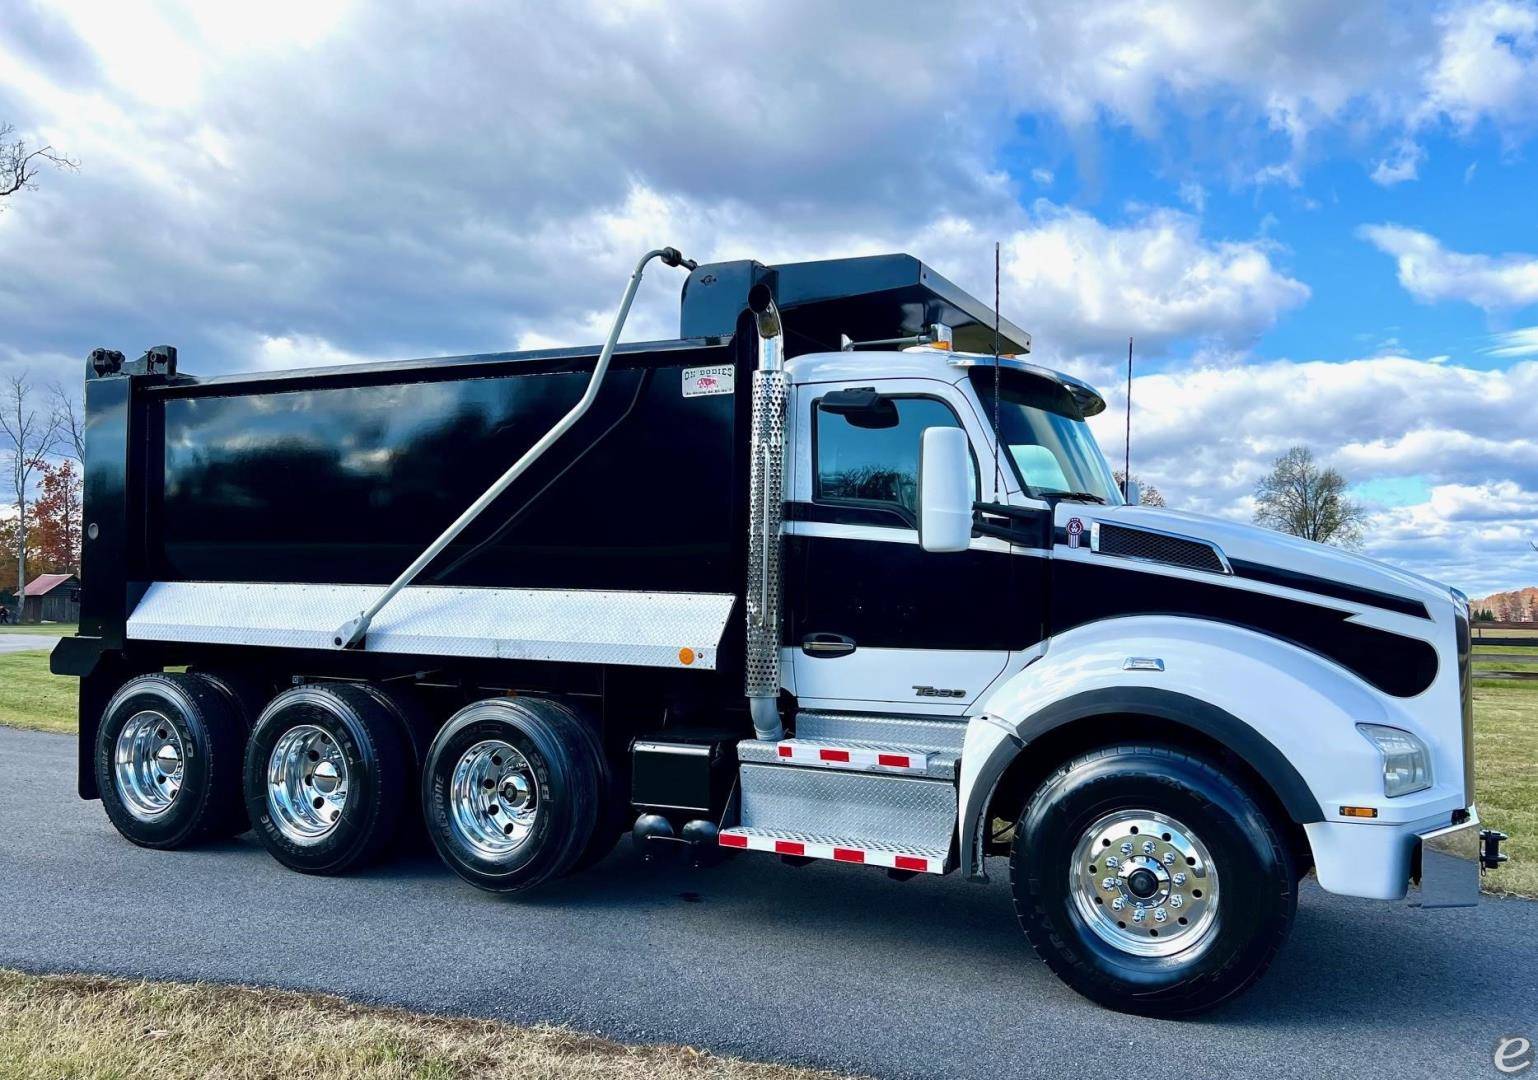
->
[1113,470,1166,507]
[0,375,61,601]
[1253,446,1365,547]
[1,123,77,209]
[50,382,86,462]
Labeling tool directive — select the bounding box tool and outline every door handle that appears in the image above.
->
[802,633,856,658]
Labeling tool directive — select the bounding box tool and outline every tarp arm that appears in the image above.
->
[333,246,697,649]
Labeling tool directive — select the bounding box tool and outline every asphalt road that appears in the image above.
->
[2,726,1533,1080]
[0,634,59,654]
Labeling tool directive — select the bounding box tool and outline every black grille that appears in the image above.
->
[1096,524,1226,574]
[1456,610,1474,805]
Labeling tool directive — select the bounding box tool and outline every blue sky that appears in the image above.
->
[1,0,1536,596]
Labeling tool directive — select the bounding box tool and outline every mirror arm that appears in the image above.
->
[973,502,1053,546]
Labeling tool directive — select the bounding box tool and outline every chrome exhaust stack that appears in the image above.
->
[744,282,787,741]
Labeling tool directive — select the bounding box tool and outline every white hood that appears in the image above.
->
[1086,503,1454,612]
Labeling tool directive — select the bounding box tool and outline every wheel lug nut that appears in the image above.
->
[1120,842,1133,855]
[1163,851,1176,865]
[1170,894,1184,908]
[1101,877,1118,891]
[1132,907,1146,922]
[1142,840,1155,855]
[1173,872,1187,886]
[1105,856,1120,869]
[1154,908,1167,922]
[1111,897,1125,911]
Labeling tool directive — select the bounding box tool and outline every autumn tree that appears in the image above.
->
[30,458,82,574]
[1253,446,1365,548]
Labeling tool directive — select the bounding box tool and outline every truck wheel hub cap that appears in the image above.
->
[449,740,540,860]
[1069,810,1219,958]
[114,710,185,820]
[267,724,350,844]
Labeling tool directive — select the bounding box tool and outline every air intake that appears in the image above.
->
[1095,523,1228,575]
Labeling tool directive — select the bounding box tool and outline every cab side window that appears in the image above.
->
[814,395,972,525]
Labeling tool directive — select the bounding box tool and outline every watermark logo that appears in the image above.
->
[1495,1036,1533,1074]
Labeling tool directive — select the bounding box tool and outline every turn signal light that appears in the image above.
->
[1339,805,1379,819]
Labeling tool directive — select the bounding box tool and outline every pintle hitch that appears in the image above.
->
[1481,829,1509,870]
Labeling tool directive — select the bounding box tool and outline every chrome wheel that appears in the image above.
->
[448,739,540,859]
[266,724,349,845]
[1070,809,1219,958]
[113,710,184,820]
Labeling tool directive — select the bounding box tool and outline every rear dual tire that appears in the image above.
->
[95,673,247,849]
[421,697,606,893]
[243,683,410,875]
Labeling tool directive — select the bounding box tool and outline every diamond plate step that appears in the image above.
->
[737,738,958,779]
[793,711,969,754]
[719,827,947,874]
[735,762,957,858]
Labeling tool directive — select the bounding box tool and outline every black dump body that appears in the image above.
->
[72,253,1027,647]
[59,254,1028,792]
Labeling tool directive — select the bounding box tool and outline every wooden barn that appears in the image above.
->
[21,573,81,624]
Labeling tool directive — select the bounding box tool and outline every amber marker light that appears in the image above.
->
[678,647,696,666]
[1339,805,1379,819]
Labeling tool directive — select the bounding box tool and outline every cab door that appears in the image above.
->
[784,378,1024,714]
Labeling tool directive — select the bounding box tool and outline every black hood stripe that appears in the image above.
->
[1228,559,1430,620]
[1052,560,1438,698]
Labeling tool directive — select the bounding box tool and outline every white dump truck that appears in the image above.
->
[54,247,1504,1015]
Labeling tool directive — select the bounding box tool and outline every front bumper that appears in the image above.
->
[1415,811,1483,907]
[1305,808,1507,904]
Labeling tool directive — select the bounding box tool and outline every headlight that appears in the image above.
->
[1356,723,1432,797]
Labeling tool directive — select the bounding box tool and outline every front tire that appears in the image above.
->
[244,683,409,875]
[95,673,246,849]
[1010,745,1296,1017]
[422,697,600,893]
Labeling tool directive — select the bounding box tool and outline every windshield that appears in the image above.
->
[968,369,1121,504]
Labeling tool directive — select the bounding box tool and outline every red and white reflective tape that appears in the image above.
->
[772,741,929,774]
[718,829,944,874]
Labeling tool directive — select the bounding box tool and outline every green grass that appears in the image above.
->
[0,651,76,734]
[1473,645,1538,655]
[1474,685,1538,897]
[0,652,1533,895]
[0,623,77,636]
[0,969,846,1080]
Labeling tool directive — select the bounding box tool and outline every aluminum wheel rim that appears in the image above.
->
[266,724,349,845]
[1069,809,1220,958]
[114,710,184,820]
[448,739,540,860]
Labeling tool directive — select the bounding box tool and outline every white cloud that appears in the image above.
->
[1485,326,1538,358]
[1358,224,1538,309]
[992,204,1308,363]
[1100,355,1538,594]
[1370,141,1424,186]
[1421,0,1538,137]
[2,0,1537,595]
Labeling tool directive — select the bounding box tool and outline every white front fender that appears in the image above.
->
[957,615,1465,889]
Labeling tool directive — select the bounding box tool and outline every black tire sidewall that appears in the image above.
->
[243,688,400,875]
[94,676,237,849]
[422,702,594,891]
[1013,749,1294,1014]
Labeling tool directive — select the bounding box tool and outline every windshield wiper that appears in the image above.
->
[1046,491,1107,504]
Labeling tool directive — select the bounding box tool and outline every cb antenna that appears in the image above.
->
[992,241,1002,495]
[1123,336,1134,500]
